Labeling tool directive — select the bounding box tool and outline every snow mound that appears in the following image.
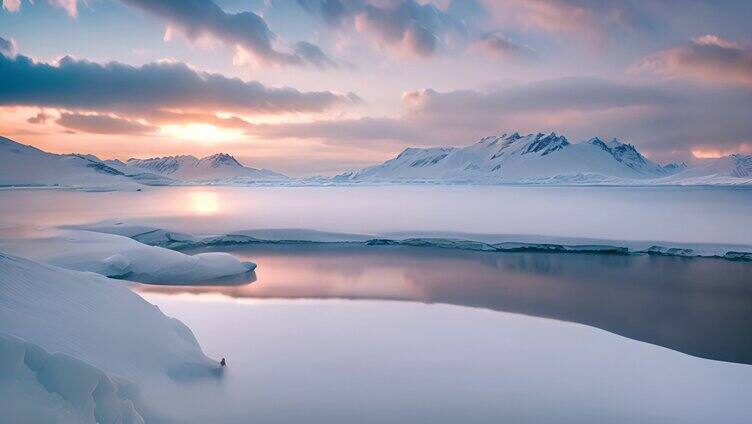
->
[0,253,220,422]
[0,229,256,284]
[0,333,144,424]
[75,223,373,249]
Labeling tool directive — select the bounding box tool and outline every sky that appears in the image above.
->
[1,0,751,176]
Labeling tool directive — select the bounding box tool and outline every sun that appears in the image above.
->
[188,191,220,215]
[160,123,242,143]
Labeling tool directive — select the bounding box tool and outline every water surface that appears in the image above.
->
[140,244,752,365]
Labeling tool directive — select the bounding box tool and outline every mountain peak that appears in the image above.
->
[125,152,287,181]
[200,153,242,168]
[663,162,688,171]
[588,137,608,149]
[522,132,569,156]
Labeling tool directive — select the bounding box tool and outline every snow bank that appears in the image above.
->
[376,232,752,260]
[0,253,221,422]
[73,223,373,249]
[0,229,256,284]
[0,334,144,424]
[77,223,752,261]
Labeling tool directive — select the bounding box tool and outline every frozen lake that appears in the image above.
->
[1,186,751,422]
[143,295,752,424]
[1,185,751,244]
[134,243,752,423]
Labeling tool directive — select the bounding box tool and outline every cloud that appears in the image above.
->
[56,112,158,135]
[2,0,20,13]
[1,0,77,17]
[251,77,752,163]
[120,0,336,68]
[632,35,752,86]
[47,0,77,17]
[0,53,357,116]
[470,34,536,62]
[402,77,676,120]
[400,78,752,161]
[0,36,16,58]
[253,117,422,146]
[480,0,653,46]
[302,0,464,58]
[297,0,349,26]
[27,112,51,124]
[251,77,676,146]
[294,41,339,69]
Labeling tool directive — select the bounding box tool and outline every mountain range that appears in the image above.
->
[124,153,287,182]
[0,136,287,189]
[336,132,751,185]
[1,133,750,188]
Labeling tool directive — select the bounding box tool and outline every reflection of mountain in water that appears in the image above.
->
[138,244,752,365]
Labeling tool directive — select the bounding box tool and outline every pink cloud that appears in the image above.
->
[2,0,78,17]
[2,0,21,13]
[469,34,536,62]
[632,35,752,86]
[479,0,647,46]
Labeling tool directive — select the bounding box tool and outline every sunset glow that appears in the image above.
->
[160,124,243,143]
[188,191,220,215]
[692,149,725,159]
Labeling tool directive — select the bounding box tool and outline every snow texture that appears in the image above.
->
[0,229,256,284]
[0,253,220,422]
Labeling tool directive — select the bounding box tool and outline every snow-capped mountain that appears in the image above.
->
[660,154,752,185]
[2,133,750,187]
[127,153,287,182]
[0,136,152,189]
[0,136,286,188]
[336,132,677,182]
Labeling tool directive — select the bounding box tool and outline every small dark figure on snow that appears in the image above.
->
[220,358,226,367]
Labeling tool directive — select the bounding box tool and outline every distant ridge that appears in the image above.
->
[126,153,288,182]
[335,132,752,185]
[0,136,286,188]
[0,134,750,187]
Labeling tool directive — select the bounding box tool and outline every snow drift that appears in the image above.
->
[0,229,256,284]
[0,334,145,424]
[0,253,221,422]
